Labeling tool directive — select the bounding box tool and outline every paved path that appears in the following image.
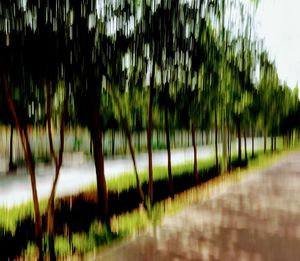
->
[96,151,300,261]
[0,138,265,207]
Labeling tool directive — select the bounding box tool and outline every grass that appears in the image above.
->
[0,143,299,259]
[105,157,216,193]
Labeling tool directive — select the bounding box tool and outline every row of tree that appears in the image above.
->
[1,0,300,260]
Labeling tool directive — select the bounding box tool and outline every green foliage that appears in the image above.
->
[0,200,47,234]
[72,223,118,254]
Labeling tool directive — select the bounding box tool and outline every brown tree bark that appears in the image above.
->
[222,115,228,173]
[214,108,219,175]
[181,129,183,146]
[227,125,231,172]
[147,62,155,205]
[252,125,255,158]
[89,87,109,228]
[137,131,141,152]
[237,117,242,164]
[271,133,274,153]
[108,86,144,203]
[192,122,199,184]
[156,129,159,148]
[2,72,43,260]
[46,81,69,261]
[243,130,247,162]
[264,123,267,153]
[111,129,115,156]
[165,104,173,197]
[9,124,15,171]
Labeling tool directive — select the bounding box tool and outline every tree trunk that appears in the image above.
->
[123,131,127,154]
[127,130,144,203]
[243,130,247,162]
[173,130,176,148]
[108,86,144,203]
[271,133,274,153]
[237,117,242,164]
[9,124,15,171]
[147,62,155,205]
[192,122,198,184]
[264,124,267,153]
[205,130,209,145]
[46,80,69,261]
[156,129,159,148]
[222,115,228,173]
[111,129,115,156]
[2,72,43,260]
[165,106,173,197]
[89,87,109,228]
[214,108,219,175]
[274,135,277,151]
[181,129,183,147]
[227,125,231,171]
[137,132,141,152]
[252,126,254,158]
[47,168,60,261]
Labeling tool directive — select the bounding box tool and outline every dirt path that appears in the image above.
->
[94,151,300,261]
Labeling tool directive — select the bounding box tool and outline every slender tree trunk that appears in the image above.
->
[46,81,69,261]
[214,108,219,175]
[2,72,43,260]
[227,125,231,171]
[181,129,183,147]
[108,86,144,203]
[237,117,242,164]
[274,135,277,151]
[165,106,173,197]
[264,123,267,153]
[111,129,115,156]
[243,130,247,162]
[147,62,155,205]
[159,37,171,188]
[9,124,14,171]
[156,129,159,148]
[222,115,228,173]
[187,131,190,146]
[252,125,254,158]
[271,133,274,153]
[47,168,60,261]
[127,130,144,203]
[137,132,141,152]
[173,130,176,148]
[205,130,208,145]
[89,87,109,228]
[192,122,198,184]
[123,131,127,154]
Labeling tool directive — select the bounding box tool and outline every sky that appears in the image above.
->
[255,0,300,88]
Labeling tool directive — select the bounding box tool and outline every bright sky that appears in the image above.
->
[255,0,300,88]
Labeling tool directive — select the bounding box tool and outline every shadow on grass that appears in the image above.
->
[0,158,247,259]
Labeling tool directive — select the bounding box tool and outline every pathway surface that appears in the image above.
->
[96,151,300,261]
[0,138,265,207]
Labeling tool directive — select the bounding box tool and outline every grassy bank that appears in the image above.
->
[0,146,297,259]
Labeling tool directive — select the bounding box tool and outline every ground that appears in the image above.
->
[95,151,300,261]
